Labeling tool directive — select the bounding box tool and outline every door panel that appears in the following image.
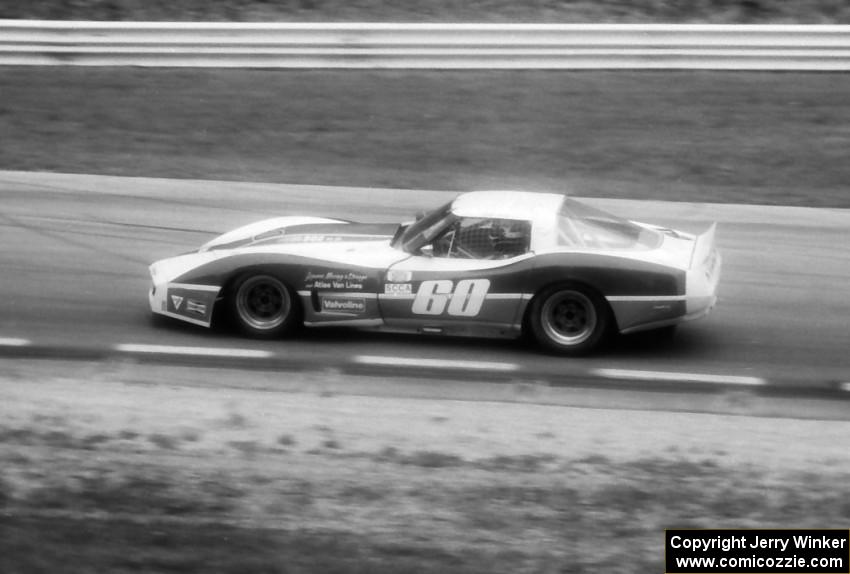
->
[378,254,535,333]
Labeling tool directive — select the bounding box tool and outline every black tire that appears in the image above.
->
[228,274,299,338]
[528,283,612,356]
[654,325,678,341]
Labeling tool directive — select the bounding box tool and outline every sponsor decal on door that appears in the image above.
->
[321,297,366,314]
[383,283,413,296]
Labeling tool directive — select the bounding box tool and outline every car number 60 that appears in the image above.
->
[411,279,490,317]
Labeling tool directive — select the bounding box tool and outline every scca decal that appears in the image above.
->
[384,283,413,295]
[411,279,490,317]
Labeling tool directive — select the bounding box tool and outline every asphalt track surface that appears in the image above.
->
[1,170,848,396]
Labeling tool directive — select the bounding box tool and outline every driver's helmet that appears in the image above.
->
[491,221,529,257]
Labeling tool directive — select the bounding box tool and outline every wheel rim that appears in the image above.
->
[540,290,597,346]
[235,276,290,331]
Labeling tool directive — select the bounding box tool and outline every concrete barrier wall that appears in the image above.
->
[2,20,849,69]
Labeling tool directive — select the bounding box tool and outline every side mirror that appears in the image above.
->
[415,211,426,222]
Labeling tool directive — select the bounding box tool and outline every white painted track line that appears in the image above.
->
[0,337,31,346]
[116,344,272,359]
[593,368,766,386]
[355,355,519,372]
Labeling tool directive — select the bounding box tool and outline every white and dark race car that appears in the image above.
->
[149,191,720,355]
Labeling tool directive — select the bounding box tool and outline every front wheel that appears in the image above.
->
[528,284,612,356]
[228,274,299,338]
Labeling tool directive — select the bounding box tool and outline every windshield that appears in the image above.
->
[391,201,457,253]
[557,198,661,250]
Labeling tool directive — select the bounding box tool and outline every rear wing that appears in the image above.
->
[689,223,720,287]
[689,223,716,268]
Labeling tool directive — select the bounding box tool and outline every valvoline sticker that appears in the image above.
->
[321,297,366,314]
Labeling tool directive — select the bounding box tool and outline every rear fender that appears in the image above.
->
[527,253,686,333]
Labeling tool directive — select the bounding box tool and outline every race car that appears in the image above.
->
[148,191,720,355]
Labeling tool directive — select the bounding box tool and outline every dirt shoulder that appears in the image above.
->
[1,360,848,572]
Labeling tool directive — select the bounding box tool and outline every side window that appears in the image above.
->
[432,218,531,259]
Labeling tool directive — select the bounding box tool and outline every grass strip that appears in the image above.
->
[2,68,849,207]
[2,0,850,23]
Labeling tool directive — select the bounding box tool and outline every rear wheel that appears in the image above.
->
[229,274,299,338]
[528,284,612,356]
[654,325,678,341]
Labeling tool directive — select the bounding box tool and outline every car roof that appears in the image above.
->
[450,191,565,222]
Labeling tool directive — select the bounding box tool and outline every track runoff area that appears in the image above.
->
[1,168,849,412]
[1,337,848,414]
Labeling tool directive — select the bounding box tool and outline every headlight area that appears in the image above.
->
[149,264,159,297]
[149,263,164,298]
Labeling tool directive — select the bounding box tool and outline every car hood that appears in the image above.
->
[148,217,404,286]
[199,216,399,252]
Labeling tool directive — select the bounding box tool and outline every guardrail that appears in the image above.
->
[2,20,850,70]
